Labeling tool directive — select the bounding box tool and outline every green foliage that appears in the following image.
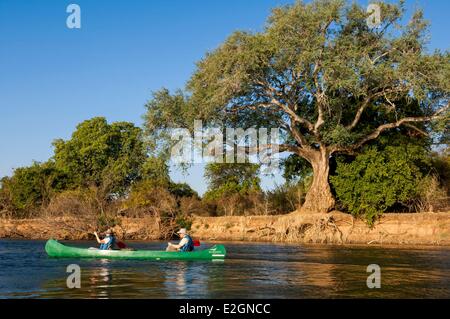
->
[168,182,198,199]
[266,181,311,214]
[141,156,170,184]
[123,180,176,210]
[1,0,448,223]
[330,143,430,225]
[322,125,356,147]
[203,163,261,200]
[142,0,448,214]
[143,89,201,162]
[179,0,449,144]
[175,215,192,231]
[415,149,450,211]
[53,117,145,195]
[4,161,70,216]
[0,117,149,217]
[429,149,450,191]
[282,155,312,182]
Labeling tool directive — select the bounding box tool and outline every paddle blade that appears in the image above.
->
[117,241,127,249]
[193,239,201,247]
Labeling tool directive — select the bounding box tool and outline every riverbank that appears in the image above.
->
[1,212,449,245]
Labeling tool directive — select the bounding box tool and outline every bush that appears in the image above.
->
[416,174,449,212]
[122,179,198,238]
[168,182,199,199]
[45,189,97,217]
[122,180,178,217]
[0,178,14,218]
[179,196,209,216]
[175,214,192,231]
[2,162,70,218]
[202,179,312,216]
[428,150,450,200]
[330,144,429,225]
[266,180,312,214]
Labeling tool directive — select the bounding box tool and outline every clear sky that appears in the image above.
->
[0,0,449,195]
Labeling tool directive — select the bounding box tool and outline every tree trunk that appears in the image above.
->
[300,149,335,214]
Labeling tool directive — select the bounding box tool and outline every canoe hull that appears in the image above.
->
[45,239,226,261]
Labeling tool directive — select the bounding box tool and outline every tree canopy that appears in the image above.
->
[53,117,146,195]
[203,163,261,200]
[144,0,449,213]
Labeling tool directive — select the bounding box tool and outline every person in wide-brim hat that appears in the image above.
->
[166,228,195,252]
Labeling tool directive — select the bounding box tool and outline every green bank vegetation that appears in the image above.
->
[0,0,449,228]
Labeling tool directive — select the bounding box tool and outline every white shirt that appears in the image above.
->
[178,237,189,248]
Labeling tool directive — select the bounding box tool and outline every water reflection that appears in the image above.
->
[88,259,113,299]
[162,262,189,298]
[161,262,224,299]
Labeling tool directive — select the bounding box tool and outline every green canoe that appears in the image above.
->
[45,239,226,261]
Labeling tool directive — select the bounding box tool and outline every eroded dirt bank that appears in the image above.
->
[1,212,449,246]
[192,212,450,245]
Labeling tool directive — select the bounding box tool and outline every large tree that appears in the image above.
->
[53,117,146,196]
[145,0,449,213]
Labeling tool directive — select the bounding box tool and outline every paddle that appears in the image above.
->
[40,216,131,249]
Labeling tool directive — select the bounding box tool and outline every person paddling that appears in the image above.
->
[166,228,194,252]
[94,229,117,250]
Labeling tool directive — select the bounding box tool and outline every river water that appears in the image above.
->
[0,239,449,299]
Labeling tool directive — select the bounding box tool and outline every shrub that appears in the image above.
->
[266,181,311,214]
[2,162,70,218]
[330,144,429,225]
[168,182,199,199]
[0,178,14,218]
[175,214,192,231]
[179,196,208,216]
[416,174,449,212]
[122,180,178,218]
[46,189,97,217]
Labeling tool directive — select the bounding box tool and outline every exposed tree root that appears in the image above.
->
[273,214,344,244]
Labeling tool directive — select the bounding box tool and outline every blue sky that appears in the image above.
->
[0,0,449,195]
